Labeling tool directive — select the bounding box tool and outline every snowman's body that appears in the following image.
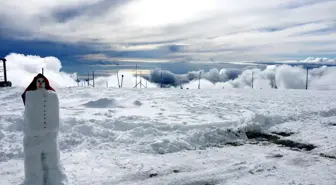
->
[24,89,59,136]
[22,75,67,185]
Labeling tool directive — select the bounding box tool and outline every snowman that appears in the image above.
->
[21,73,67,185]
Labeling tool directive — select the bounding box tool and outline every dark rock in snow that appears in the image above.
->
[271,131,295,137]
[246,131,316,151]
[149,173,158,178]
[133,100,142,106]
[274,139,316,151]
[320,153,336,160]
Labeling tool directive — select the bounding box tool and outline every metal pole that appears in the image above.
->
[160,69,163,88]
[121,75,124,88]
[117,71,120,88]
[77,74,79,86]
[198,72,201,89]
[135,64,138,88]
[88,72,90,87]
[306,68,308,90]
[252,71,254,89]
[2,59,7,82]
[92,71,95,87]
[139,71,143,88]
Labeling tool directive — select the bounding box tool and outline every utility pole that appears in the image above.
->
[2,58,7,82]
[87,72,90,87]
[198,71,201,89]
[139,71,142,88]
[77,74,79,86]
[160,69,163,88]
[306,68,308,90]
[117,71,120,88]
[252,71,254,89]
[92,71,95,87]
[0,58,12,87]
[135,64,138,88]
[121,75,124,88]
[134,71,146,88]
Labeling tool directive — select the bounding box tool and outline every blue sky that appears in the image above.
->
[0,0,335,75]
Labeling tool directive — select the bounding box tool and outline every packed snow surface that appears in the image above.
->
[0,87,336,185]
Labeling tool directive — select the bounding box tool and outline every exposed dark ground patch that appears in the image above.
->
[267,153,284,158]
[271,131,295,137]
[149,173,158,178]
[328,123,336,126]
[320,153,336,160]
[226,142,244,146]
[246,132,280,141]
[246,131,316,151]
[148,170,180,178]
[182,181,216,185]
[173,170,180,173]
[274,139,316,151]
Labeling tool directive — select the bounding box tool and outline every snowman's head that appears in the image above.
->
[36,77,46,89]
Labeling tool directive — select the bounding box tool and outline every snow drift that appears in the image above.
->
[83,98,120,108]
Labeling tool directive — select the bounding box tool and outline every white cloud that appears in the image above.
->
[94,70,158,88]
[3,53,158,88]
[4,52,336,90]
[299,57,336,64]
[280,57,336,64]
[181,64,336,90]
[120,0,219,27]
[5,53,78,88]
[0,0,335,61]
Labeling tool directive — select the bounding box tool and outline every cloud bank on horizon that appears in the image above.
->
[181,65,336,90]
[281,57,336,64]
[4,53,336,90]
[0,0,335,63]
[4,53,157,89]
[149,63,336,90]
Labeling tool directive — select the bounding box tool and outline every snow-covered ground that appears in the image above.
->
[0,87,336,185]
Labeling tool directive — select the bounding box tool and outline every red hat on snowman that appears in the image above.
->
[21,73,55,105]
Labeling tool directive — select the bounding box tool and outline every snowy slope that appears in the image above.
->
[0,87,336,185]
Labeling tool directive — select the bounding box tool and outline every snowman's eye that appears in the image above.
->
[37,80,41,83]
[42,80,45,83]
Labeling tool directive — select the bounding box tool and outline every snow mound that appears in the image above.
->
[83,98,119,108]
[150,139,193,154]
[133,100,143,106]
[150,128,248,154]
[186,128,247,147]
[238,113,285,132]
[147,114,286,154]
